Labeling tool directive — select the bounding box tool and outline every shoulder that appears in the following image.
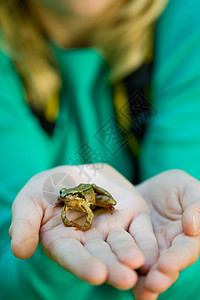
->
[0,46,24,92]
[155,0,200,53]
[153,0,200,95]
[157,0,200,27]
[0,45,28,116]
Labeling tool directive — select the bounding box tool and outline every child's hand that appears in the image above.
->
[9,164,158,290]
[134,170,200,300]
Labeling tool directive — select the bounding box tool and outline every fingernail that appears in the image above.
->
[193,211,200,235]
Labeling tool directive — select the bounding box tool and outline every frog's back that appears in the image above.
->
[77,183,92,191]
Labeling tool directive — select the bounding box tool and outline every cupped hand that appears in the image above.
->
[134,170,200,300]
[9,164,158,290]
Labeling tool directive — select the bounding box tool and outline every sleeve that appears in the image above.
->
[0,52,85,300]
[139,0,200,181]
[0,50,50,299]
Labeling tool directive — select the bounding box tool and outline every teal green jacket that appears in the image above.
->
[1,0,200,299]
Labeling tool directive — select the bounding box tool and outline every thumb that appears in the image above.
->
[180,177,200,236]
[9,192,43,259]
[182,203,200,236]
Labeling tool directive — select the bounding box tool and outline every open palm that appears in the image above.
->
[134,170,200,300]
[10,164,158,290]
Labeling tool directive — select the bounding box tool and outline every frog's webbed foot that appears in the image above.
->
[61,205,75,227]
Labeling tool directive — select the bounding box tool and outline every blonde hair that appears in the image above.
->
[0,0,168,113]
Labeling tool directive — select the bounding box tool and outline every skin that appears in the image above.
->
[9,164,157,290]
[28,0,123,48]
[134,170,200,300]
[9,165,200,297]
[30,0,118,17]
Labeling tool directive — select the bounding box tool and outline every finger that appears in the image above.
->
[181,178,200,235]
[144,266,179,294]
[143,233,200,293]
[48,238,107,285]
[9,193,43,259]
[129,212,159,273]
[85,239,138,290]
[133,276,159,300]
[106,229,145,269]
[157,233,200,274]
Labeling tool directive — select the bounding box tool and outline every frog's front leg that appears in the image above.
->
[79,203,94,231]
[61,204,74,227]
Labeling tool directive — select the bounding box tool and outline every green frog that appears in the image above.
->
[57,183,116,231]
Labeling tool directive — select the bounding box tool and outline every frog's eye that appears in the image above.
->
[60,188,67,197]
[77,192,85,199]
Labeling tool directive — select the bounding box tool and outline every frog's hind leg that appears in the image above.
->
[95,195,116,208]
[92,184,113,199]
[79,203,94,231]
[61,205,74,227]
[92,184,116,206]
